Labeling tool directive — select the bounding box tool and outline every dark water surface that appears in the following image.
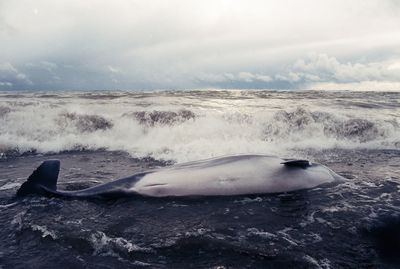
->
[0,149,399,268]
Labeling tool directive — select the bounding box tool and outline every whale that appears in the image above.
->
[16,155,345,198]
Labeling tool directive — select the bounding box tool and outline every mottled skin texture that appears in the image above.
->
[19,155,345,198]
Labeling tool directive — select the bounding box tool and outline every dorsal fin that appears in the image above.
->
[281,159,310,169]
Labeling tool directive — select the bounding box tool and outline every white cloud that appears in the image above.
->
[196,72,272,84]
[388,62,400,71]
[0,62,18,73]
[308,81,400,92]
[107,65,123,74]
[280,54,400,84]
[196,54,400,90]
[0,81,12,87]
[26,61,57,72]
[237,72,272,83]
[0,0,399,90]
[0,62,32,89]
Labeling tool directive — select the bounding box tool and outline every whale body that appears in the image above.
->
[16,155,345,198]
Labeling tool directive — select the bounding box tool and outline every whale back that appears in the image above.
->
[132,155,344,197]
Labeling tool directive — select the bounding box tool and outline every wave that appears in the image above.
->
[0,106,11,117]
[0,91,399,162]
[57,112,113,133]
[264,107,391,143]
[122,110,196,127]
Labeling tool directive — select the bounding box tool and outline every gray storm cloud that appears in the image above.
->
[0,0,400,90]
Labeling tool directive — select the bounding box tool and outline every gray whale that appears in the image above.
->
[16,155,345,198]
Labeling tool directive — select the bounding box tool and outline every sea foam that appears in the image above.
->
[0,90,399,162]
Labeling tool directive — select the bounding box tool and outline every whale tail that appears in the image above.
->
[16,160,60,197]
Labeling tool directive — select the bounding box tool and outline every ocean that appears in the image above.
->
[0,90,399,268]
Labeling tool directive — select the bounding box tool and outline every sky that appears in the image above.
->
[1,0,400,91]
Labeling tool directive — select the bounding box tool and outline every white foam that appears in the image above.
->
[90,231,151,255]
[31,224,58,239]
[247,228,277,239]
[0,182,21,191]
[0,91,399,162]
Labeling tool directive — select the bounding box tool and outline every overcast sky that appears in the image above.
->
[1,0,400,91]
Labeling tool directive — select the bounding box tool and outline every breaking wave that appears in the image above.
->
[0,90,399,162]
[122,110,196,127]
[264,107,392,143]
[57,112,114,133]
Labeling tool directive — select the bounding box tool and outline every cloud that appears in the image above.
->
[25,61,58,72]
[0,62,32,89]
[277,54,400,84]
[388,62,400,71]
[107,66,122,74]
[308,81,400,92]
[196,54,400,90]
[196,72,272,84]
[0,0,399,90]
